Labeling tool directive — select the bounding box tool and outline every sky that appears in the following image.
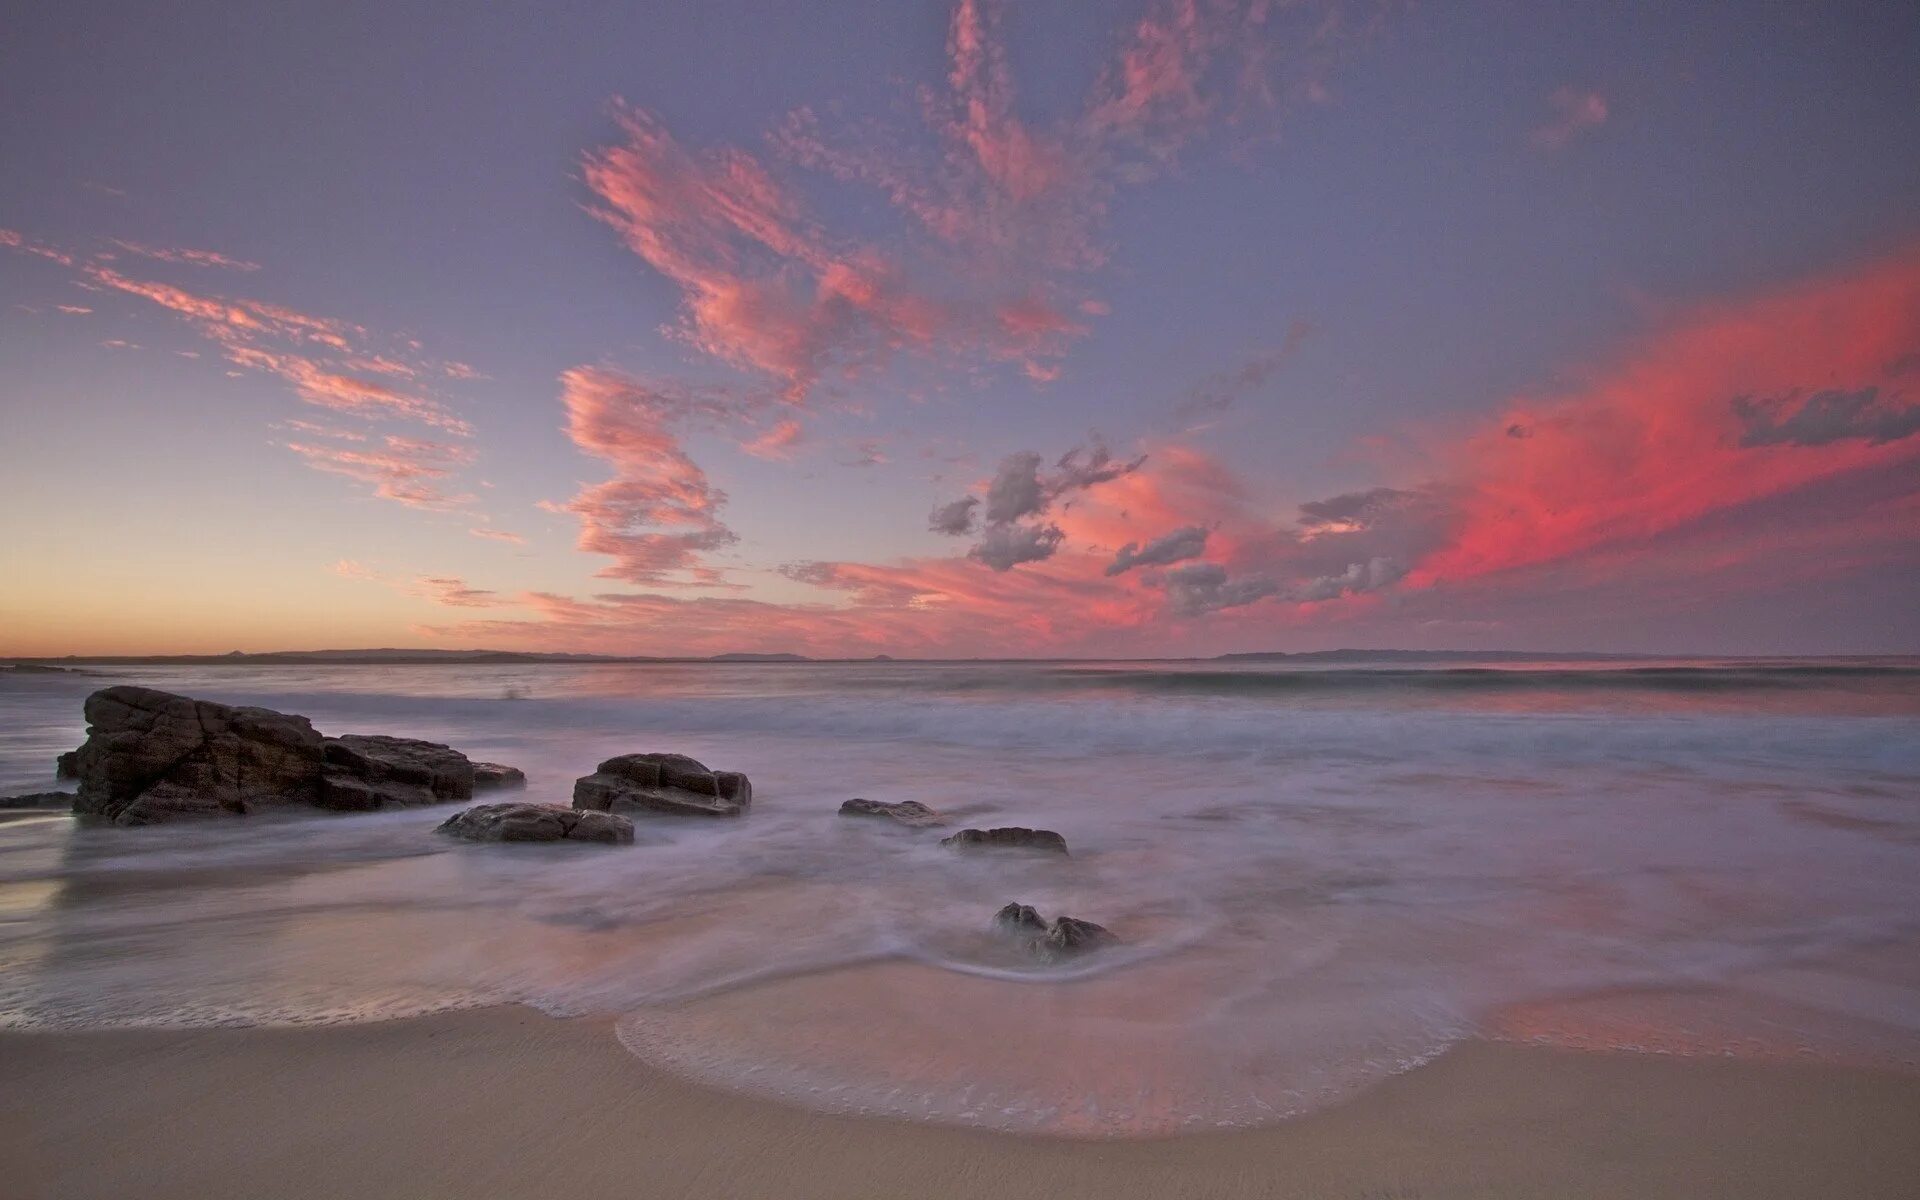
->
[2,0,1917,658]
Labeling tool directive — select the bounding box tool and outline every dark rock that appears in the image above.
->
[317,735,474,811]
[992,902,1047,935]
[472,762,527,790]
[438,802,633,845]
[838,797,944,827]
[573,753,751,818]
[72,686,325,825]
[940,826,1068,855]
[55,750,79,779]
[1043,916,1117,958]
[989,903,1116,961]
[1,791,75,810]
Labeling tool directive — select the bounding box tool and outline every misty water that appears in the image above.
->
[3,659,1918,1136]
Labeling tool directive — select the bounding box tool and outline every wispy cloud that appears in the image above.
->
[106,239,261,272]
[1531,86,1608,150]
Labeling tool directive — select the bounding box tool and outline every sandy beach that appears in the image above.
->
[4,1007,1917,1200]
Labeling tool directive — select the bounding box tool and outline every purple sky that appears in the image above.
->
[2,0,1917,657]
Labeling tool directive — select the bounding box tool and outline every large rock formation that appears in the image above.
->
[838,797,944,827]
[438,802,633,845]
[72,686,326,825]
[940,826,1069,855]
[66,686,523,825]
[318,735,474,811]
[573,753,751,818]
[55,750,79,780]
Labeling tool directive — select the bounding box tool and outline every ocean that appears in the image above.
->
[2,658,1917,1136]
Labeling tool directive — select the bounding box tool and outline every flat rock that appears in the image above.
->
[838,798,944,827]
[1,791,75,810]
[940,826,1069,855]
[472,762,527,790]
[438,802,633,845]
[990,903,1117,961]
[318,734,475,811]
[573,753,751,819]
[72,685,326,825]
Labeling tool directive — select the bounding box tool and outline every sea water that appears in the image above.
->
[2,658,1917,1135]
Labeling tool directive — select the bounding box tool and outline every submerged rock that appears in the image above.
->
[318,734,475,811]
[838,797,944,827]
[573,753,751,818]
[55,750,79,779]
[472,762,527,790]
[438,802,633,845]
[940,826,1069,855]
[992,902,1048,936]
[72,685,326,825]
[1,791,75,810]
[991,902,1116,961]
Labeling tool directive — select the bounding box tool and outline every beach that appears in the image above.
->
[6,1005,1920,1200]
[3,659,1918,1195]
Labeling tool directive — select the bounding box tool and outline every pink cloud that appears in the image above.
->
[107,239,261,272]
[468,527,527,545]
[742,417,806,460]
[1531,87,1609,150]
[284,434,478,512]
[554,366,740,584]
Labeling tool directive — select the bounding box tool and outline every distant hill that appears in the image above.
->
[1214,648,1642,663]
[4,648,818,666]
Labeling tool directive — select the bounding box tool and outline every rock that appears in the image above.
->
[1043,916,1117,958]
[573,753,751,819]
[1,791,75,810]
[990,903,1116,961]
[472,762,527,790]
[317,735,475,811]
[940,826,1069,855]
[438,802,633,845]
[55,750,79,779]
[992,902,1047,935]
[72,685,325,825]
[838,798,944,827]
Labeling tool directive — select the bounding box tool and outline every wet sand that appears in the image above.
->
[3,1006,1917,1199]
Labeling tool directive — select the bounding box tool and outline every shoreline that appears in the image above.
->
[4,1006,1918,1199]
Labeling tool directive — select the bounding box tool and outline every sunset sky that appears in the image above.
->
[3,0,1917,658]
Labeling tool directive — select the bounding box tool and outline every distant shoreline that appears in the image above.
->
[6,648,1915,668]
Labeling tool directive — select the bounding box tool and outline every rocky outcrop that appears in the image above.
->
[573,753,751,819]
[472,762,526,790]
[438,802,633,845]
[55,750,79,779]
[940,826,1069,855]
[317,735,474,811]
[72,686,326,825]
[838,798,944,827]
[991,903,1116,961]
[1,792,75,810]
[66,686,503,825]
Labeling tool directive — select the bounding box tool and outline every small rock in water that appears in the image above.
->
[990,902,1116,961]
[838,797,944,827]
[940,826,1068,855]
[438,802,634,845]
[471,762,527,790]
[992,902,1048,935]
[1,791,75,810]
[573,752,751,818]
